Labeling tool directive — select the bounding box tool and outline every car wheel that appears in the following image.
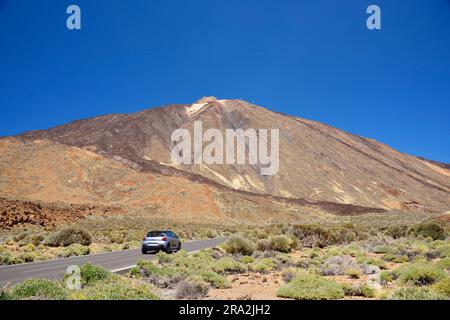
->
[177,242,182,251]
[141,248,147,255]
[164,245,171,254]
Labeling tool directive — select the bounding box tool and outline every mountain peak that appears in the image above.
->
[195,96,219,104]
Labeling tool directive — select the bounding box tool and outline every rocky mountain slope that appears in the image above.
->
[16,97,450,214]
[2,137,388,228]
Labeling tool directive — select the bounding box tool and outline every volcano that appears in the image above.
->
[1,97,449,227]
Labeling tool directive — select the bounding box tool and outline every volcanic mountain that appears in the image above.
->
[1,97,449,226]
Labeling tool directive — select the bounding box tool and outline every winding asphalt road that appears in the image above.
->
[0,238,226,287]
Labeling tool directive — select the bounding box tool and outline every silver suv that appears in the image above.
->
[142,230,181,254]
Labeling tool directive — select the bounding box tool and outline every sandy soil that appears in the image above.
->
[206,272,286,300]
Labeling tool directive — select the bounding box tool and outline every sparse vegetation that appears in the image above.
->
[2,279,67,300]
[277,274,345,300]
[2,216,449,300]
[68,279,159,300]
[0,264,159,300]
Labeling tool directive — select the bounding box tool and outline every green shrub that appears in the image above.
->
[341,244,363,257]
[23,243,36,252]
[437,244,450,258]
[128,266,141,277]
[382,253,408,263]
[380,271,394,284]
[198,271,230,289]
[407,223,447,241]
[136,260,163,277]
[213,257,245,273]
[58,244,90,258]
[107,231,126,244]
[251,258,276,273]
[360,284,376,298]
[19,233,46,246]
[205,229,218,239]
[431,278,450,297]
[386,287,445,300]
[382,253,396,262]
[44,227,92,247]
[156,251,173,263]
[411,240,430,254]
[222,237,255,255]
[357,256,387,269]
[295,258,311,269]
[436,257,450,271]
[341,283,353,296]
[0,252,15,265]
[69,279,159,300]
[323,247,343,259]
[394,262,446,286]
[268,235,295,253]
[431,240,446,249]
[384,225,408,239]
[345,268,362,279]
[17,252,37,263]
[240,256,254,264]
[277,274,345,300]
[79,263,114,285]
[393,255,409,264]
[274,252,294,266]
[374,245,392,254]
[6,279,67,300]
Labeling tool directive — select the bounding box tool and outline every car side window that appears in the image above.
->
[173,233,179,238]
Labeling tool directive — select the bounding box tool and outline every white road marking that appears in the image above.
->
[110,249,201,274]
[111,265,136,273]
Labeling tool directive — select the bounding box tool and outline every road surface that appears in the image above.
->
[0,238,226,287]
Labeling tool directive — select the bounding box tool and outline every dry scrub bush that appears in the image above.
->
[44,227,92,247]
[222,236,255,255]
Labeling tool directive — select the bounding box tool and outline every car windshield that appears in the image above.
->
[146,231,165,237]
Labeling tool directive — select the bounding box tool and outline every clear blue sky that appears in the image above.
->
[1,0,449,162]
